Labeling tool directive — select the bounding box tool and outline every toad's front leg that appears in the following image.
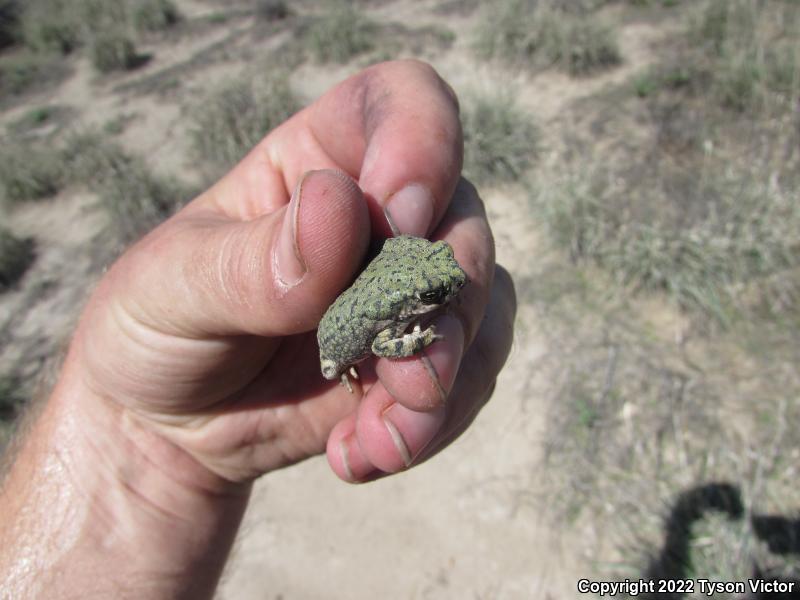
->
[371,322,443,358]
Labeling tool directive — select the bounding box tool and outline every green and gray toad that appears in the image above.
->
[317,235,467,392]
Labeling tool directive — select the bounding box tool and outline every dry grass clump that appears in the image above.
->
[0,0,21,49]
[60,130,128,184]
[532,166,799,324]
[474,0,621,76]
[95,155,186,242]
[87,29,142,73]
[7,104,73,137]
[462,92,539,185]
[133,0,180,33]
[0,141,62,207]
[78,0,145,73]
[304,2,377,63]
[691,0,800,113]
[15,0,179,74]
[255,0,289,21]
[635,0,800,114]
[0,130,185,242]
[62,130,188,242]
[8,105,56,133]
[19,0,80,54]
[0,51,67,103]
[0,227,35,291]
[189,74,299,179]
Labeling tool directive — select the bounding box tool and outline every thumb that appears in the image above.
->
[115,169,370,338]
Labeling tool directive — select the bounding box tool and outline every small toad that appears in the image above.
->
[317,236,467,392]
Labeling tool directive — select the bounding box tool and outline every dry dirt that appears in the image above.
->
[0,2,682,598]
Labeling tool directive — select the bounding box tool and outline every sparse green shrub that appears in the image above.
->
[634,74,657,97]
[686,1,763,111]
[0,53,40,96]
[206,12,230,24]
[462,92,539,185]
[561,18,620,76]
[20,0,155,74]
[679,0,800,112]
[690,0,757,55]
[21,106,52,126]
[61,130,187,241]
[533,167,800,322]
[0,227,35,291]
[96,155,186,242]
[474,1,620,76]
[189,74,299,177]
[61,130,129,184]
[474,0,548,67]
[88,29,140,73]
[533,172,614,261]
[0,0,21,49]
[714,52,763,111]
[305,3,376,63]
[7,104,66,134]
[255,0,289,21]
[20,0,80,54]
[766,43,800,96]
[633,63,701,99]
[77,0,129,35]
[133,0,180,32]
[0,141,62,207]
[102,113,133,136]
[0,51,66,100]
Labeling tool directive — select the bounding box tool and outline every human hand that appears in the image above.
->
[66,60,516,488]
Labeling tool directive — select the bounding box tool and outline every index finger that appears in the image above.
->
[205,61,463,236]
[309,60,463,237]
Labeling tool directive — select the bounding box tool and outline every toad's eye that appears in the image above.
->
[419,288,446,305]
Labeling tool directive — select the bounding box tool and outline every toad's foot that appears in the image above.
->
[340,366,359,393]
[371,322,443,358]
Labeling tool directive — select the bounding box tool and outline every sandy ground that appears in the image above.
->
[0,2,673,597]
[215,182,576,599]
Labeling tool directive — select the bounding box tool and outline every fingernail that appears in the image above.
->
[274,174,308,287]
[339,435,355,481]
[384,184,434,237]
[338,432,374,483]
[382,403,446,467]
[423,314,464,402]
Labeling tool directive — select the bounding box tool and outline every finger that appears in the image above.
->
[345,60,462,237]
[327,266,516,480]
[211,60,461,236]
[354,385,447,474]
[415,266,517,464]
[113,169,370,337]
[327,414,371,482]
[374,177,495,411]
[191,61,462,236]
